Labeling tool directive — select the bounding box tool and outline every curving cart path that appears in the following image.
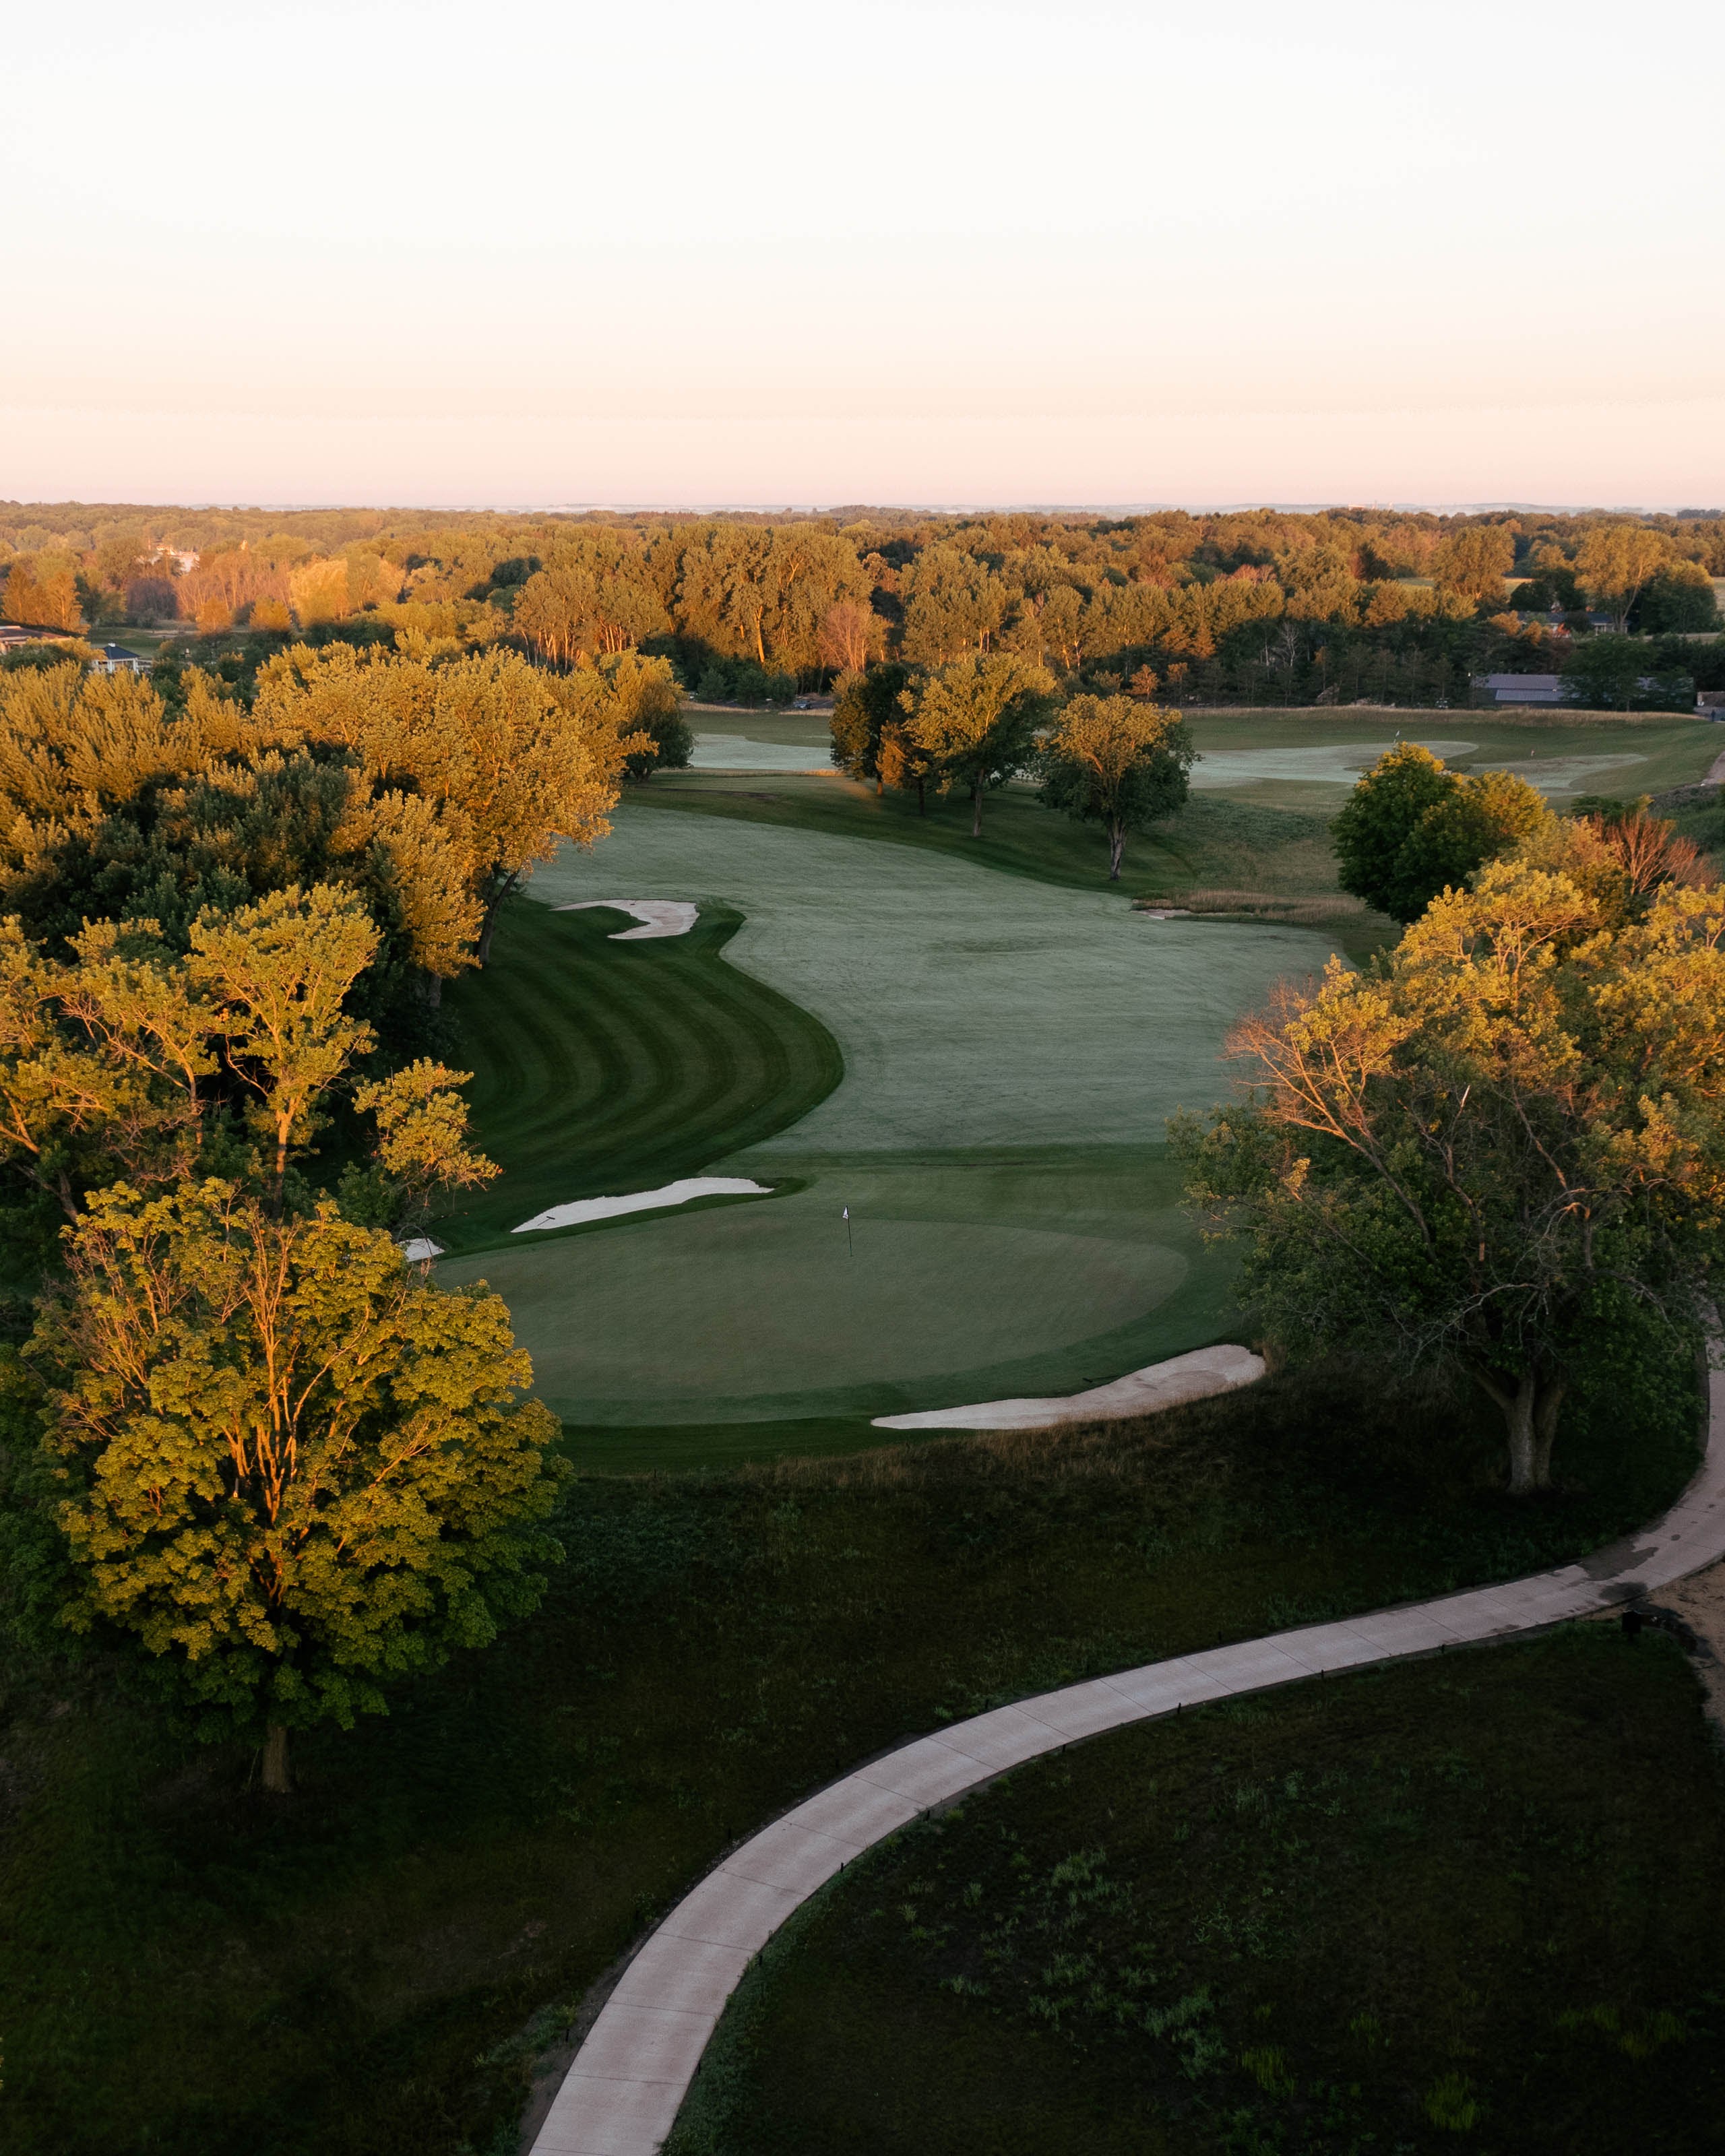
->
[532,1367,1725,2155]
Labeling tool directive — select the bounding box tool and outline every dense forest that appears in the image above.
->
[3,501,1722,709]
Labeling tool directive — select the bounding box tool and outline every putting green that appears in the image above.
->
[437,1147,1231,1432]
[527,809,1340,1154]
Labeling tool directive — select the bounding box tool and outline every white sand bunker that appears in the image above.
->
[554,900,698,939]
[513,1176,771,1235]
[400,1238,443,1263]
[871,1343,1265,1431]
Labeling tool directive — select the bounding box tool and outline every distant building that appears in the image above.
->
[1474,672,1567,707]
[94,643,149,676]
[1699,691,1725,721]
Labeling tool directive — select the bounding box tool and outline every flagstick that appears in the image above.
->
[844,1206,853,1257]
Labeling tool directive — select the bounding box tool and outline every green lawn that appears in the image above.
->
[0,1361,1699,2156]
[629,707,1720,958]
[430,899,840,1255]
[437,816,1344,1451]
[670,1627,1725,2156]
[439,1147,1234,1447]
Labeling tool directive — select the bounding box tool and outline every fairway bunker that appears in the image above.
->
[512,1176,772,1235]
[552,899,698,939]
[871,1342,1264,1430]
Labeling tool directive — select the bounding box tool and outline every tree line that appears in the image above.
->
[0,638,656,1791]
[4,502,1722,710]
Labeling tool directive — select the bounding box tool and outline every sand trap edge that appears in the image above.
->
[871,1343,1265,1431]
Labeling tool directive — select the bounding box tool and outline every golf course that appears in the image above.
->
[429,703,1724,1467]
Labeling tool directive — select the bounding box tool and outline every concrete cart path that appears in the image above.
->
[531,1370,1725,2156]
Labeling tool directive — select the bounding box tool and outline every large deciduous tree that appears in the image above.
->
[1177,839,1725,1492]
[904,654,1057,837]
[253,642,639,964]
[829,662,913,793]
[1432,524,1515,604]
[32,1180,564,1791]
[1333,743,1548,924]
[1576,525,1672,631]
[1037,693,1195,879]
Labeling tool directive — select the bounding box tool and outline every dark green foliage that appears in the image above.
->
[829,661,914,784]
[1563,634,1691,711]
[670,1628,1725,2156]
[1329,742,1460,920]
[1633,569,1719,635]
[622,701,695,782]
[431,899,842,1252]
[1330,744,1542,922]
[0,1357,1700,2154]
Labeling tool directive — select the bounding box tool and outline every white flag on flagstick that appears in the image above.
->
[842,1207,849,1219]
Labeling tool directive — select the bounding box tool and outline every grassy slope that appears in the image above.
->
[672,1628,1725,2156]
[429,898,840,1253]
[0,1365,1699,2156]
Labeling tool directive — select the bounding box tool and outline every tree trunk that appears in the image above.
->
[1477,1365,1558,1493]
[422,969,443,1011]
[476,870,521,966]
[916,775,926,816]
[261,1721,292,1794]
[1108,818,1125,881]
[971,777,984,839]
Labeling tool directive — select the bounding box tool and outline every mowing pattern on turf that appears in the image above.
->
[431,899,840,1253]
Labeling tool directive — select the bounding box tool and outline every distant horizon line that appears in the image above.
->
[4,497,1722,519]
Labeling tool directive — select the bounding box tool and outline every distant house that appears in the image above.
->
[93,643,150,676]
[1699,691,1725,721]
[1474,672,1567,707]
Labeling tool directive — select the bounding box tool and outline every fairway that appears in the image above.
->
[527,810,1338,1153]
[431,899,840,1253]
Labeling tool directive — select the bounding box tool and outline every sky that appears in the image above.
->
[4,0,1722,510]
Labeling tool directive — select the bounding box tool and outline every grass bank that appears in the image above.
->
[0,1359,1699,2156]
[671,1628,1725,2156]
[430,898,840,1254]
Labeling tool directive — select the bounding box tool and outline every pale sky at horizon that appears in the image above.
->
[4,0,1722,511]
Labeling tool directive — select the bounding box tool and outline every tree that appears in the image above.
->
[1177,840,1725,1492]
[557,651,689,784]
[1037,694,1195,879]
[1561,633,1650,711]
[1633,563,1719,635]
[829,662,912,792]
[513,537,668,668]
[252,642,639,965]
[1332,744,1547,923]
[189,885,380,1195]
[0,885,491,1230]
[31,1178,564,1791]
[1576,525,1670,631]
[1433,525,1515,604]
[904,654,1058,837]
[817,600,881,678]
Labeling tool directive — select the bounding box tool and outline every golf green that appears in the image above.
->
[437,1147,1234,1433]
[431,813,1340,1446]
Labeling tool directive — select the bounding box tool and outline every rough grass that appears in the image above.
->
[430,898,840,1253]
[0,1358,1699,2156]
[670,1627,1725,2156]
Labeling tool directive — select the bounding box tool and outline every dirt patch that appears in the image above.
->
[1645,1559,1725,1732]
